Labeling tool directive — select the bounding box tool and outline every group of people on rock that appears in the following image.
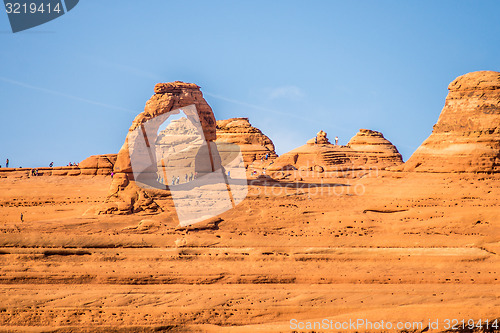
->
[170,172,196,185]
[0,160,55,168]
[314,136,339,145]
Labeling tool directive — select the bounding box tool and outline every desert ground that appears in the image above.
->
[0,169,498,332]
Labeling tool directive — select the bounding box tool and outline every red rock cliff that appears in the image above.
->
[403,71,500,173]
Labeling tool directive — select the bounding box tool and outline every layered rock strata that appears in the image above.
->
[215,118,277,167]
[403,71,500,173]
[268,129,402,172]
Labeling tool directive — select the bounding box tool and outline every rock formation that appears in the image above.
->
[402,71,500,173]
[306,130,330,145]
[97,81,217,215]
[347,129,403,166]
[268,129,402,172]
[215,118,277,167]
[79,154,117,176]
[0,154,117,178]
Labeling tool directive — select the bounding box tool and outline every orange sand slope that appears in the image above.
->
[0,171,498,332]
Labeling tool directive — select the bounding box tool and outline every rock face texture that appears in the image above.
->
[152,82,216,142]
[347,129,403,166]
[306,130,330,145]
[403,71,500,173]
[97,82,217,215]
[79,154,117,176]
[215,118,277,167]
[268,129,402,172]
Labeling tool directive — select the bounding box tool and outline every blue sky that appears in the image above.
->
[1,0,499,168]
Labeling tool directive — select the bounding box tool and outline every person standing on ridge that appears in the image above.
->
[335,136,339,145]
[6,159,9,168]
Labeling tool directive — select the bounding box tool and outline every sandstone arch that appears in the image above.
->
[97,82,217,215]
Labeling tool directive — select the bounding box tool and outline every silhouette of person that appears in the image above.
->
[6,159,9,168]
